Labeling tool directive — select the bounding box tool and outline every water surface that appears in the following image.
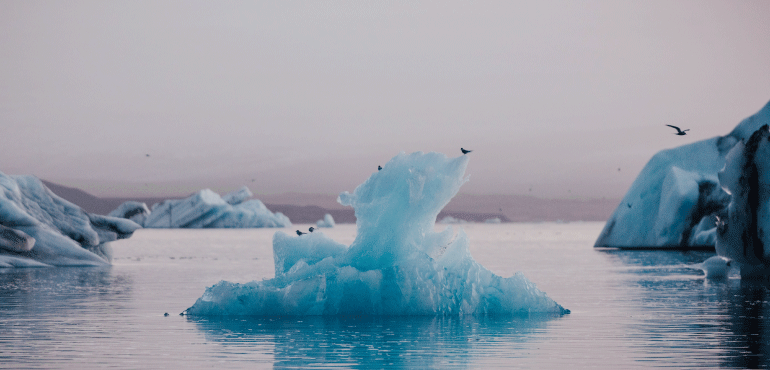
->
[1,223,768,368]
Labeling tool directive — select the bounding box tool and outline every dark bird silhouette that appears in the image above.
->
[378,165,382,171]
[666,125,689,135]
[164,312,169,317]
[461,148,472,154]
[146,154,150,157]
[627,203,632,208]
[296,230,306,236]
[308,227,315,233]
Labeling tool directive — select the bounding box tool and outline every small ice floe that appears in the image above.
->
[699,256,733,279]
[315,214,335,228]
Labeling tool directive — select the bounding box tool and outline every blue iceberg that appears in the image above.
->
[187,152,568,316]
[595,100,770,249]
[0,171,140,267]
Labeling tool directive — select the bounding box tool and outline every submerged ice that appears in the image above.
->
[187,152,568,316]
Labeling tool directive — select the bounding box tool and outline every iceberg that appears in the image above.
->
[315,213,335,228]
[715,125,770,277]
[186,152,568,316]
[595,100,770,249]
[111,187,291,229]
[0,171,140,267]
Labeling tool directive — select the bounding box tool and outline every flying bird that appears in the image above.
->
[461,148,472,154]
[378,165,382,171]
[296,230,306,236]
[666,125,689,136]
[308,227,315,233]
[146,154,150,157]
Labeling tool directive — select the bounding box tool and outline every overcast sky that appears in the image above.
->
[2,1,769,199]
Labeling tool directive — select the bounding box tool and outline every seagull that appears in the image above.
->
[296,230,306,236]
[666,125,689,136]
[461,148,472,154]
[308,227,315,233]
[378,165,382,171]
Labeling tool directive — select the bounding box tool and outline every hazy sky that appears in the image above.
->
[2,1,769,199]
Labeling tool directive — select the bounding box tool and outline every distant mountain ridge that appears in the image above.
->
[41,180,617,223]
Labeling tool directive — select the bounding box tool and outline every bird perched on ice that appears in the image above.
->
[378,165,382,171]
[308,227,315,233]
[296,230,305,236]
[666,125,689,136]
[461,148,472,154]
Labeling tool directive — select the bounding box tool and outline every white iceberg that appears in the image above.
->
[0,171,141,267]
[315,213,335,228]
[595,100,770,249]
[113,187,291,229]
[186,152,568,316]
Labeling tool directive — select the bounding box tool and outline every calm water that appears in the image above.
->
[2,222,769,369]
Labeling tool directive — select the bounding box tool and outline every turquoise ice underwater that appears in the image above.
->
[187,151,567,316]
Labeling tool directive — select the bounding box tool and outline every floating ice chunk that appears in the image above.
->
[0,171,140,267]
[187,152,568,316]
[315,214,335,228]
[700,256,733,279]
[484,217,502,224]
[438,216,468,224]
[130,187,290,228]
[596,100,770,249]
[108,201,150,226]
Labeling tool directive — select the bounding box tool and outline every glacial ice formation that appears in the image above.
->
[315,213,335,228]
[595,100,770,249]
[715,125,770,277]
[187,152,568,316]
[111,187,291,229]
[0,171,141,267]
